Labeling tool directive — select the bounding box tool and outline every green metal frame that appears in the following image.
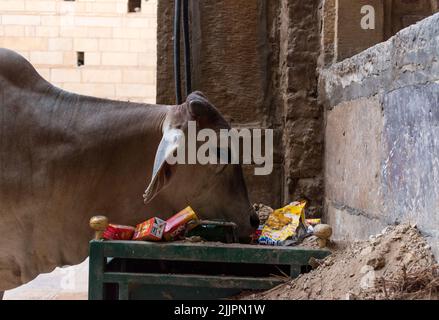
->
[89,240,330,300]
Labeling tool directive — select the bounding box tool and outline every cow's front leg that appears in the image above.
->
[0,291,4,300]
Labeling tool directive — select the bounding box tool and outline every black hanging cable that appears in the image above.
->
[182,0,192,96]
[173,0,182,104]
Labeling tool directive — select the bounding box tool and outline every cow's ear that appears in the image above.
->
[187,91,211,119]
[143,128,184,204]
[143,161,174,204]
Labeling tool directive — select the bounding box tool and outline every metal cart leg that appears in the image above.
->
[118,283,129,300]
[88,241,105,300]
[290,265,302,278]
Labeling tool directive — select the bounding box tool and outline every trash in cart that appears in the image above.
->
[92,206,200,242]
[133,217,166,241]
[257,201,310,246]
[163,206,199,241]
[103,224,135,240]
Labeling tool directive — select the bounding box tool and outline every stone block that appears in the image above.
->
[0,0,25,11]
[3,26,25,37]
[2,37,48,51]
[25,0,57,12]
[74,38,99,51]
[30,51,63,65]
[82,69,122,83]
[2,15,41,26]
[122,69,155,84]
[48,38,73,51]
[102,52,138,66]
[62,83,116,98]
[36,26,60,37]
[115,84,155,98]
[51,68,81,83]
[98,39,131,52]
[87,27,113,39]
[74,16,122,28]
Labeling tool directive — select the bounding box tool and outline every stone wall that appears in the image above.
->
[157,0,323,213]
[320,13,439,257]
[157,0,282,207]
[320,0,438,64]
[0,0,157,103]
[278,0,323,216]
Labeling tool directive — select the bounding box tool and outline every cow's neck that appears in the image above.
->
[64,95,169,150]
[37,90,172,228]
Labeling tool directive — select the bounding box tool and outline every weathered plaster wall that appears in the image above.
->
[157,0,324,212]
[320,13,439,257]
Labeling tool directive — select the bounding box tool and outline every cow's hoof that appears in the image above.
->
[0,291,4,300]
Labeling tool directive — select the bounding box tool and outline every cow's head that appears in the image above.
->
[143,91,259,240]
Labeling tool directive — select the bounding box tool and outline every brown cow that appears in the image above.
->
[0,48,259,294]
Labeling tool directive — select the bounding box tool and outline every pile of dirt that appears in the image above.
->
[245,223,438,300]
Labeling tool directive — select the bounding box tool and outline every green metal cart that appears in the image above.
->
[88,240,330,300]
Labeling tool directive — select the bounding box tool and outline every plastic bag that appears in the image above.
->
[258,201,307,246]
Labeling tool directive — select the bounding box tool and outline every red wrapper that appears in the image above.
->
[251,225,263,242]
[133,217,166,241]
[103,224,135,240]
[163,206,199,241]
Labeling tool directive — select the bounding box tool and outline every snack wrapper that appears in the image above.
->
[163,206,199,241]
[258,201,307,245]
[251,225,264,242]
[306,218,321,226]
[133,217,166,241]
[103,224,135,240]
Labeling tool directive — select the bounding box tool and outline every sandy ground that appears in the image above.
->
[4,259,89,300]
[246,224,438,300]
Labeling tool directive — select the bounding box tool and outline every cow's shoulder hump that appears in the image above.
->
[0,48,47,90]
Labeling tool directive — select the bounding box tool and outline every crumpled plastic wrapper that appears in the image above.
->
[258,201,309,246]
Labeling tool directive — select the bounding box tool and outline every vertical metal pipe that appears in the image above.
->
[174,0,182,104]
[183,0,192,96]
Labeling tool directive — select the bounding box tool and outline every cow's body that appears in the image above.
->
[0,48,172,290]
[0,48,258,292]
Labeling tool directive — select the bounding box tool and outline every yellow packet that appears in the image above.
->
[259,201,307,244]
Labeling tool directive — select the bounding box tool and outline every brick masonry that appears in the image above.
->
[0,0,157,103]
